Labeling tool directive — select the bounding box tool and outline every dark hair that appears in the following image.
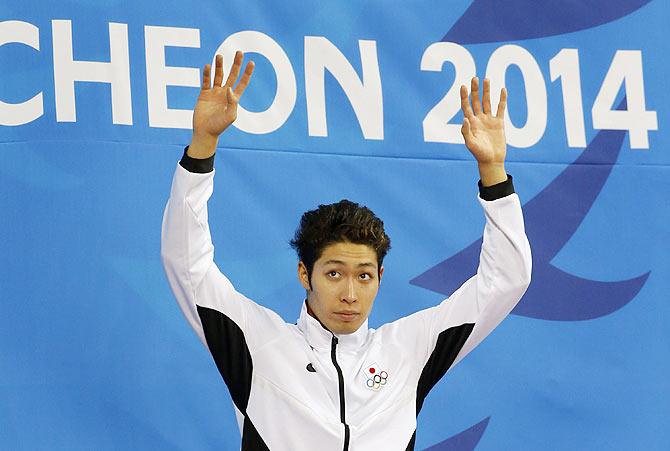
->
[289,199,391,282]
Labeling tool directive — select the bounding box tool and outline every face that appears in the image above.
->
[298,241,384,335]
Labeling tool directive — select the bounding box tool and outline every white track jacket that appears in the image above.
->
[161,159,532,451]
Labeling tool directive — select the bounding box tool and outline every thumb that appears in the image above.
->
[461,117,474,142]
[227,87,238,106]
[226,87,239,123]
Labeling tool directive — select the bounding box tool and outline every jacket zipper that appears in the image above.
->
[331,335,350,451]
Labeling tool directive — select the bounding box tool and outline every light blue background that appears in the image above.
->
[1,1,667,449]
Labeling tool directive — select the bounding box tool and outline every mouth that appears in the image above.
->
[334,312,359,322]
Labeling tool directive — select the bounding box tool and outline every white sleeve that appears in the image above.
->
[160,162,285,351]
[437,192,531,369]
[382,192,532,373]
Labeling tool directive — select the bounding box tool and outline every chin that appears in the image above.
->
[335,323,361,335]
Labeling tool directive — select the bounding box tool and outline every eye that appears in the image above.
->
[359,273,372,281]
[327,270,340,278]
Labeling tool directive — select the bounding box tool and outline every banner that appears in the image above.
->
[1,1,667,449]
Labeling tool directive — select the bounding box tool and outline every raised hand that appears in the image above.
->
[189,51,255,158]
[460,77,508,186]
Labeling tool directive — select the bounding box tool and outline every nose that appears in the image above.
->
[342,277,357,304]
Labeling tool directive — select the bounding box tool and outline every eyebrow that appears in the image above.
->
[322,259,377,268]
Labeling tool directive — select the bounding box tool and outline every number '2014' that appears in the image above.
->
[422,43,658,149]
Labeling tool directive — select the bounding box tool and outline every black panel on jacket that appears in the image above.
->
[415,323,475,414]
[197,305,270,447]
[179,146,215,173]
[478,175,515,201]
[405,431,417,451]
[196,305,253,411]
[242,416,271,451]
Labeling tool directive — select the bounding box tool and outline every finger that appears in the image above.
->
[213,54,224,87]
[461,117,474,142]
[460,84,474,119]
[224,50,244,88]
[470,77,482,115]
[482,78,491,115]
[496,87,507,119]
[201,64,211,90]
[234,61,255,97]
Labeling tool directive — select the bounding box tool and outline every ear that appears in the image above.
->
[378,265,384,285]
[297,261,311,290]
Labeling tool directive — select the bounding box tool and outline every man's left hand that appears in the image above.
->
[460,77,508,187]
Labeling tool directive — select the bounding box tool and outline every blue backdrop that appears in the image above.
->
[1,1,667,449]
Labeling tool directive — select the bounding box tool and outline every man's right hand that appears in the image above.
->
[188,51,255,159]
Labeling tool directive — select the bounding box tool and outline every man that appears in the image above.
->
[161,51,531,450]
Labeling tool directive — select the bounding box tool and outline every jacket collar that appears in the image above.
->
[297,300,370,352]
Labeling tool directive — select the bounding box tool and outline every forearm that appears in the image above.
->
[478,162,507,187]
[188,133,219,159]
[436,190,531,369]
[477,192,532,293]
[160,162,217,344]
[180,146,215,173]
[475,176,531,303]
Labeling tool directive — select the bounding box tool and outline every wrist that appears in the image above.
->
[478,162,507,187]
[188,133,219,159]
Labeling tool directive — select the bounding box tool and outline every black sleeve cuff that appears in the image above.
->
[179,146,215,173]
[478,175,515,201]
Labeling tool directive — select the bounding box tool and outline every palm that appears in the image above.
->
[465,113,506,164]
[460,77,507,165]
[193,87,238,137]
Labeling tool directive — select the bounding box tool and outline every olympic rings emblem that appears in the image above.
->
[365,369,389,391]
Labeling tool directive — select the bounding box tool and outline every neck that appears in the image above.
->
[306,300,332,334]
